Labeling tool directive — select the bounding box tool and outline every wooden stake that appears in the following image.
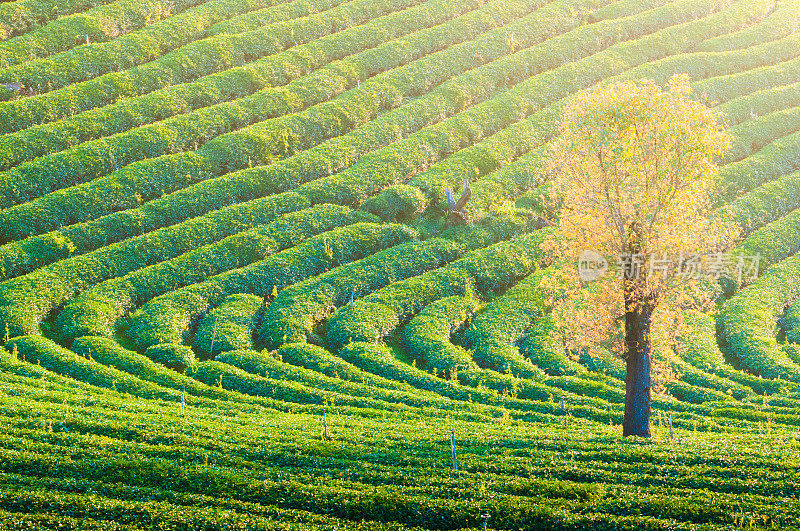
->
[668,413,674,440]
[323,407,331,440]
[450,429,458,472]
[208,315,219,357]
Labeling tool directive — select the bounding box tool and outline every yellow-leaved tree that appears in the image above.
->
[545,75,735,437]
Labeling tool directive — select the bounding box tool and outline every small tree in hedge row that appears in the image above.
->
[545,75,735,437]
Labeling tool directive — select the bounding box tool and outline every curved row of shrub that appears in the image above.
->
[276,342,417,393]
[0,487,360,531]
[716,128,800,203]
[0,0,530,209]
[0,0,116,41]
[126,222,416,351]
[326,229,551,349]
[54,204,369,343]
[296,0,768,207]
[205,0,376,35]
[0,0,348,170]
[0,192,310,337]
[734,206,800,273]
[402,103,560,218]
[218,349,497,413]
[722,104,800,164]
[2,0,287,96]
[188,358,421,413]
[0,344,111,397]
[464,283,628,405]
[466,270,551,378]
[192,294,263,357]
[337,342,628,422]
[696,52,800,105]
[679,311,798,397]
[260,237,463,349]
[477,143,550,213]
[0,0,421,134]
[5,336,177,401]
[0,0,592,236]
[718,80,800,127]
[0,0,492,170]
[606,28,800,88]
[0,0,203,69]
[719,252,800,382]
[70,335,279,406]
[693,0,798,52]
[669,358,753,402]
[403,295,480,377]
[720,170,800,236]
[784,298,800,345]
[0,0,469,166]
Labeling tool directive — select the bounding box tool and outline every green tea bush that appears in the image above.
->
[723,104,800,164]
[144,344,196,372]
[679,310,793,396]
[0,0,425,135]
[719,81,800,127]
[720,170,800,236]
[327,230,550,349]
[53,204,368,342]
[784,301,800,344]
[72,335,256,402]
[260,238,462,349]
[717,129,800,203]
[467,269,582,378]
[734,207,800,272]
[608,30,800,88]
[5,335,176,400]
[127,223,416,350]
[719,253,800,381]
[359,184,428,222]
[696,54,800,105]
[0,0,480,169]
[276,342,414,392]
[218,348,483,412]
[402,295,479,376]
[695,0,800,52]
[0,0,510,207]
[0,193,310,337]
[193,294,263,357]
[0,0,116,40]
[0,0,204,68]
[0,0,579,232]
[298,0,766,207]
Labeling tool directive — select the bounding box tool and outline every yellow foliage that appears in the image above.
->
[545,75,735,382]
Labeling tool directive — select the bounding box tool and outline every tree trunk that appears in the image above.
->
[623,282,655,437]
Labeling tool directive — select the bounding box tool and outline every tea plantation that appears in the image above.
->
[1,0,800,528]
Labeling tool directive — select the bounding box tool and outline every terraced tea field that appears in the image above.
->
[1,0,799,528]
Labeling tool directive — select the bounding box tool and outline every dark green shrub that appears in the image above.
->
[145,344,196,372]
